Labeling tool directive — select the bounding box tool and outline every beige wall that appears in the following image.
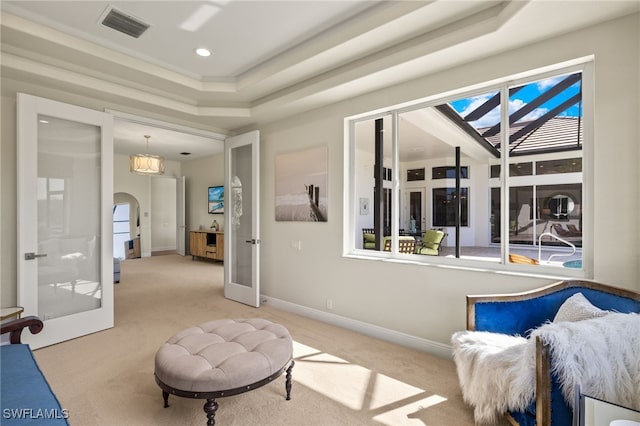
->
[256,13,639,345]
[1,13,638,348]
[1,97,18,305]
[150,177,177,252]
[113,154,181,257]
[182,154,225,245]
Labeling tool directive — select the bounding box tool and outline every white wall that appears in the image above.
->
[181,154,225,253]
[257,13,639,346]
[150,177,177,252]
[1,13,638,351]
[113,154,181,257]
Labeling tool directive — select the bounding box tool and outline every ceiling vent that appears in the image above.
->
[101,7,150,38]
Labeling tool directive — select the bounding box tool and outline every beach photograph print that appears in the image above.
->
[275,146,328,222]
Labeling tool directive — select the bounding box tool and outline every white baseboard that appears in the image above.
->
[261,295,453,359]
[151,246,176,252]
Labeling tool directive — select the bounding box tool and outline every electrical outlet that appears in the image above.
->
[326,299,333,310]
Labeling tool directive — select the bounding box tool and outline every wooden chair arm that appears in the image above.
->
[0,316,44,344]
[536,336,551,426]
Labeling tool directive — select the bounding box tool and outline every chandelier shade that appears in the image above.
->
[130,135,165,175]
[129,154,165,174]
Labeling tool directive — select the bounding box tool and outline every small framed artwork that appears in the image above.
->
[359,197,369,215]
[208,185,224,214]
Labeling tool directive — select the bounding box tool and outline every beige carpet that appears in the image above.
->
[32,254,501,425]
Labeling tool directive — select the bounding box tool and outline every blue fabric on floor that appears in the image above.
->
[1,344,69,425]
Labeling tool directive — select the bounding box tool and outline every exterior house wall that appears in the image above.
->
[399,156,489,247]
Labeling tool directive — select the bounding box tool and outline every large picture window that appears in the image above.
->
[348,61,591,275]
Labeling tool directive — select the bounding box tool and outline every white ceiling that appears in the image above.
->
[2,1,379,80]
[2,1,639,161]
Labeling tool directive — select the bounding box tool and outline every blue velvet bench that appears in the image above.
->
[466,280,640,426]
[1,316,69,425]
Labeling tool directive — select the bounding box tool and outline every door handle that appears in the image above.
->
[244,239,260,245]
[24,252,47,260]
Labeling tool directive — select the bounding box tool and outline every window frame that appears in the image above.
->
[344,59,593,278]
[432,187,469,227]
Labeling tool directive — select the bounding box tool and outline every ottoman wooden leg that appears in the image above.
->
[285,360,295,400]
[162,390,169,408]
[204,398,218,426]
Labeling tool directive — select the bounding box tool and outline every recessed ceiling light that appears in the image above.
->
[195,48,211,57]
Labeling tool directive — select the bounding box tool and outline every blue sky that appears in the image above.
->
[449,74,582,129]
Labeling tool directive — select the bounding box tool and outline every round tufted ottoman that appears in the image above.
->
[154,318,294,425]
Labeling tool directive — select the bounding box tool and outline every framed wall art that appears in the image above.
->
[275,146,328,222]
[208,185,224,214]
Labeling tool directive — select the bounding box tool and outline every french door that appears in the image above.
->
[224,131,260,307]
[17,94,114,349]
[176,176,186,256]
[404,188,426,234]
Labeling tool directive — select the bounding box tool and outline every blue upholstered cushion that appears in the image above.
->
[474,287,640,336]
[508,379,573,426]
[508,402,536,426]
[0,345,69,425]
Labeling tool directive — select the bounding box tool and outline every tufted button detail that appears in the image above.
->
[155,319,293,393]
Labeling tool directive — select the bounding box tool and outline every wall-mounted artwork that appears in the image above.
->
[359,197,369,215]
[208,185,224,214]
[275,146,328,222]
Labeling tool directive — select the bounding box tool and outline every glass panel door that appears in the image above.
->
[224,131,260,307]
[408,190,423,235]
[17,93,114,349]
[176,176,186,256]
[36,115,102,318]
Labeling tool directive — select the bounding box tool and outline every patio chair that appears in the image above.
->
[383,236,416,253]
[416,229,446,256]
[362,228,375,249]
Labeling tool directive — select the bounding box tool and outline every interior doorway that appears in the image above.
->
[150,177,178,256]
[113,192,140,259]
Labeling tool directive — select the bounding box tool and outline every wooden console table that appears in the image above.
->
[189,231,224,262]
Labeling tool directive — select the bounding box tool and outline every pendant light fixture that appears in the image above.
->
[129,134,165,175]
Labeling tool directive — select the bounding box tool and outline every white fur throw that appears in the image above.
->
[452,313,640,425]
[451,331,534,424]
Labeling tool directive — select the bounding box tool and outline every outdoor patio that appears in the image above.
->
[438,244,582,268]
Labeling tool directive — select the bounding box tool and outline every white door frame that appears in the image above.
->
[404,187,427,232]
[176,176,186,256]
[224,131,260,307]
[17,93,114,349]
